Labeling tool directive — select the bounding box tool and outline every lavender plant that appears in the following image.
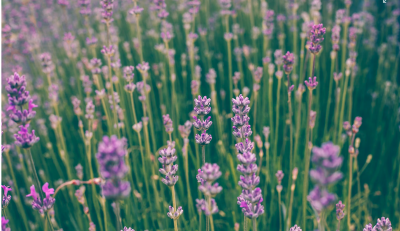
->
[1,0,399,230]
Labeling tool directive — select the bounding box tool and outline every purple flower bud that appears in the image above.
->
[304,76,318,90]
[167,206,183,220]
[275,170,284,184]
[162,114,174,134]
[159,144,179,186]
[1,186,12,208]
[336,201,345,220]
[283,51,295,74]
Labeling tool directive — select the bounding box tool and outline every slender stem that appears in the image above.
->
[287,181,296,229]
[252,218,257,231]
[324,57,335,138]
[253,92,258,135]
[287,73,294,189]
[338,71,350,141]
[199,212,202,231]
[347,154,353,230]
[302,90,313,229]
[274,78,282,168]
[209,197,215,231]
[278,191,282,231]
[172,186,178,231]
[202,145,205,165]
[115,201,121,231]
[46,212,55,231]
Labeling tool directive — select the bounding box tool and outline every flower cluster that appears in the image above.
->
[1,185,12,208]
[232,94,264,219]
[364,217,392,231]
[336,201,345,221]
[193,95,212,145]
[5,73,40,149]
[26,183,56,214]
[283,51,295,75]
[196,163,222,215]
[309,24,326,54]
[162,114,174,134]
[96,136,131,199]
[1,217,10,231]
[158,142,179,187]
[308,142,343,214]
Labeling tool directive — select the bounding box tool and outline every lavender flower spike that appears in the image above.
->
[158,142,179,186]
[96,136,131,199]
[232,95,264,223]
[1,185,12,208]
[308,142,342,215]
[26,183,56,214]
[2,217,10,231]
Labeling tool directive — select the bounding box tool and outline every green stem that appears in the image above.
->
[172,186,178,231]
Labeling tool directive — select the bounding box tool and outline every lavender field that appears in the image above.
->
[1,0,400,230]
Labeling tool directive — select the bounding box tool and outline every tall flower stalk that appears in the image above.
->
[6,72,54,230]
[308,142,343,231]
[96,136,131,231]
[159,114,183,231]
[302,23,325,229]
[343,117,362,230]
[232,95,264,231]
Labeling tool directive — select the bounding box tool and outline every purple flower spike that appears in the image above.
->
[26,183,56,214]
[167,206,183,220]
[304,76,318,90]
[374,217,392,231]
[162,114,174,134]
[2,217,10,231]
[308,142,342,214]
[1,185,12,208]
[336,201,345,220]
[283,51,295,74]
[159,144,179,187]
[290,225,302,231]
[275,170,284,184]
[309,24,326,54]
[96,136,131,199]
